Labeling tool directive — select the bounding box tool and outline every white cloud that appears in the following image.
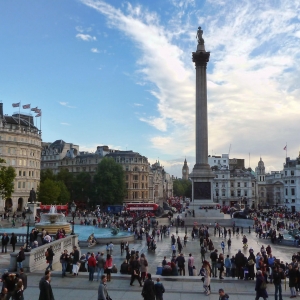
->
[81,0,300,174]
[91,47,100,53]
[76,33,97,41]
[133,103,143,107]
[60,122,70,126]
[59,102,76,108]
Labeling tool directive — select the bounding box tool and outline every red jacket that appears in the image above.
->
[88,256,97,267]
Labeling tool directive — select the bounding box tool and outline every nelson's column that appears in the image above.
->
[189,27,215,206]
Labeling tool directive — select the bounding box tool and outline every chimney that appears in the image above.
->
[0,102,3,119]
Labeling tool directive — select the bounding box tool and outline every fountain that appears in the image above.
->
[35,205,71,234]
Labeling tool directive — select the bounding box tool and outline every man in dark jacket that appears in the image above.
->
[129,257,142,286]
[176,253,185,276]
[1,233,9,253]
[46,246,54,271]
[219,288,229,300]
[18,268,27,290]
[154,278,165,300]
[235,250,245,279]
[142,273,155,300]
[210,249,218,277]
[39,274,55,300]
[273,266,284,300]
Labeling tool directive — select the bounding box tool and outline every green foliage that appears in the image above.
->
[40,169,56,183]
[37,179,61,204]
[94,157,126,205]
[56,181,70,204]
[173,179,192,198]
[0,158,17,199]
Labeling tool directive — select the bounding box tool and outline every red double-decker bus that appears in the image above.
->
[125,203,159,211]
[39,204,69,215]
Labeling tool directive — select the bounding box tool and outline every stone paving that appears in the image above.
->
[0,214,298,299]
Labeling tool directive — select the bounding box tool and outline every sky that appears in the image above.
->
[1,0,300,178]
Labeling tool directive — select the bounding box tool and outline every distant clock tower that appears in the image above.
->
[182,158,189,180]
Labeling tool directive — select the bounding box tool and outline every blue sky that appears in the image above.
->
[1,0,300,178]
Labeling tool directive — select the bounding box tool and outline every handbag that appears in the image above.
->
[248,259,254,266]
[216,263,221,269]
[260,281,267,290]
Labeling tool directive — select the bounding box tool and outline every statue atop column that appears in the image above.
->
[196,26,204,45]
[29,188,36,203]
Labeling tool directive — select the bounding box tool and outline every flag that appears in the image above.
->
[31,107,38,112]
[283,146,287,150]
[22,104,30,109]
[35,108,41,113]
[35,113,41,117]
[12,102,20,107]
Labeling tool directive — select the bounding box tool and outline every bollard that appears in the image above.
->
[249,226,251,233]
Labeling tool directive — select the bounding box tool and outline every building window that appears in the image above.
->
[231,182,234,188]
[286,188,288,195]
[291,180,295,184]
[23,171,26,176]
[215,175,218,178]
[244,191,248,197]
[291,188,295,196]
[222,190,225,197]
[222,175,225,178]
[237,182,240,187]
[18,182,21,188]
[252,183,254,187]
[244,182,247,187]
[237,190,241,197]
[22,182,25,188]
[285,171,287,175]
[291,171,294,176]
[215,190,219,197]
[216,183,218,187]
[231,191,234,197]
[261,192,264,197]
[133,175,138,181]
[126,175,128,181]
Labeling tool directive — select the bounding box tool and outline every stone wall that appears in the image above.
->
[9,235,80,272]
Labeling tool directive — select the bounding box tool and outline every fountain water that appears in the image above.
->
[35,205,71,234]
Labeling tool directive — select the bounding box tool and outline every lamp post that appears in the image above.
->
[70,201,77,235]
[25,207,33,252]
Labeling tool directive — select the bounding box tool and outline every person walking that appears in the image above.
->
[16,247,25,270]
[45,245,54,271]
[60,249,69,278]
[255,270,268,300]
[154,278,165,300]
[129,256,142,286]
[140,253,148,282]
[88,253,97,281]
[105,254,113,282]
[71,246,80,276]
[273,266,285,300]
[210,249,218,277]
[176,253,185,276]
[218,253,225,279]
[288,264,297,298]
[188,253,194,276]
[1,233,9,253]
[10,233,17,252]
[98,275,108,300]
[221,241,225,254]
[96,252,106,281]
[142,273,155,300]
[227,238,231,251]
[18,268,28,291]
[224,255,232,277]
[39,274,55,300]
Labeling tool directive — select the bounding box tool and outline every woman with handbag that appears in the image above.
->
[255,270,268,300]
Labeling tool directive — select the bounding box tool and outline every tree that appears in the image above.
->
[40,169,56,183]
[173,179,192,198]
[94,157,126,206]
[0,158,16,199]
[37,179,60,204]
[56,181,70,204]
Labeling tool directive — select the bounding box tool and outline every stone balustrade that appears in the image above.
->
[9,235,79,272]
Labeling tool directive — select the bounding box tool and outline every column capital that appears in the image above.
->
[192,51,210,67]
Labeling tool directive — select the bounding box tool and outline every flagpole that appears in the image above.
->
[18,102,21,126]
[29,104,31,130]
